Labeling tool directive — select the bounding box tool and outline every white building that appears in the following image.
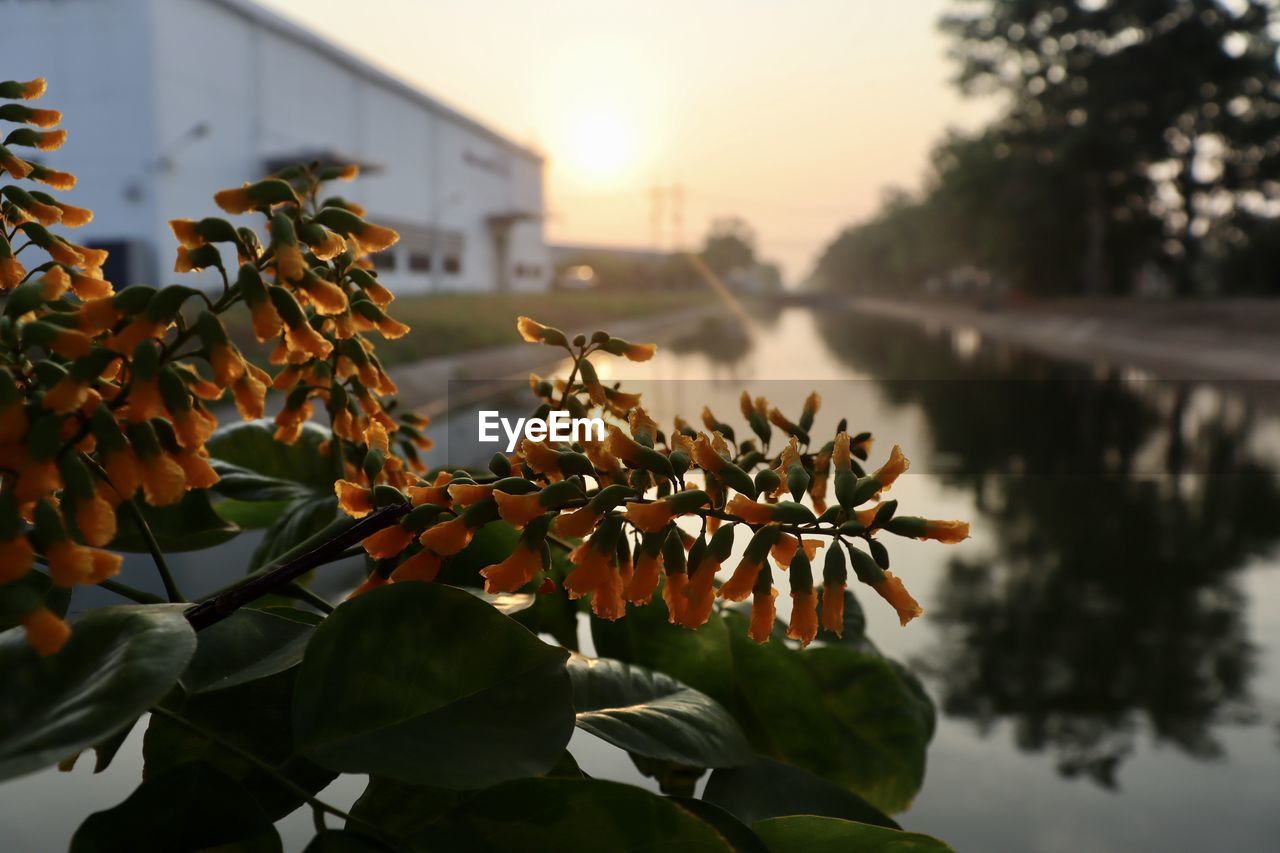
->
[5,0,550,293]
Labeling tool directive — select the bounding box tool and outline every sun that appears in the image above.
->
[559,107,637,187]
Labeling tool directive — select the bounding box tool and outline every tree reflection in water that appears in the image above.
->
[816,310,1280,788]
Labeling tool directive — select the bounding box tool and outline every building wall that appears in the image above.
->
[5,0,549,293]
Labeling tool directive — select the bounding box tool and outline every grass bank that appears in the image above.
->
[224,290,712,366]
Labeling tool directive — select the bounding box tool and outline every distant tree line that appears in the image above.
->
[814,0,1280,297]
[554,217,783,294]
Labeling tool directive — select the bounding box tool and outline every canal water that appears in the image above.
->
[5,304,1279,852]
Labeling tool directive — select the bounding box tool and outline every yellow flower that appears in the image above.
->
[390,549,442,583]
[480,542,543,594]
[0,534,35,583]
[748,585,777,643]
[623,551,663,605]
[873,444,910,491]
[873,571,923,626]
[362,524,414,559]
[140,453,187,506]
[336,480,374,518]
[786,589,818,647]
[923,519,970,543]
[418,515,474,556]
[821,582,846,637]
[74,495,117,548]
[21,608,71,656]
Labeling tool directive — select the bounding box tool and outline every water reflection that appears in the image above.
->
[815,310,1280,787]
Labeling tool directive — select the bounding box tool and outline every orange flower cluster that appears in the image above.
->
[342,312,970,648]
[0,79,425,655]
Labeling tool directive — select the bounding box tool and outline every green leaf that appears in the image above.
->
[752,815,953,853]
[671,797,770,853]
[704,757,898,829]
[568,653,752,768]
[180,607,315,693]
[419,777,733,851]
[591,581,737,707]
[250,496,339,571]
[0,604,195,782]
[71,761,283,853]
[206,419,337,491]
[592,598,935,814]
[724,613,934,814]
[347,777,472,844]
[292,582,575,788]
[144,668,335,821]
[304,830,395,852]
[108,490,241,553]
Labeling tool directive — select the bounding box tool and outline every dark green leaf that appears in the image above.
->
[144,668,335,821]
[71,761,282,853]
[109,490,240,553]
[752,815,953,853]
[0,604,195,782]
[251,496,338,571]
[206,419,337,491]
[422,777,733,852]
[347,777,472,844]
[180,607,315,693]
[704,757,898,829]
[591,581,737,707]
[293,582,574,788]
[304,830,395,852]
[568,654,752,768]
[724,613,934,814]
[671,797,770,853]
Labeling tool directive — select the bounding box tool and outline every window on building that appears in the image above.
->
[408,253,431,273]
[372,251,396,272]
[444,256,461,274]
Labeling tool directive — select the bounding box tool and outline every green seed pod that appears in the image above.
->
[885,515,928,539]
[537,479,585,509]
[869,537,890,570]
[27,412,64,461]
[488,452,512,478]
[834,467,858,510]
[589,484,636,513]
[715,458,756,498]
[663,527,687,575]
[787,464,810,502]
[754,467,781,498]
[267,286,306,327]
[845,542,886,587]
[371,484,406,508]
[57,454,95,502]
[157,368,192,414]
[822,545,848,587]
[789,549,814,593]
[402,502,449,533]
[668,489,710,515]
[669,450,690,478]
[111,284,156,315]
[709,523,737,561]
[490,477,537,495]
[743,524,782,563]
[362,448,386,481]
[686,534,707,575]
[871,500,898,528]
[770,501,816,525]
[849,476,882,508]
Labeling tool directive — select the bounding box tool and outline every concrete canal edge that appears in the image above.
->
[847,296,1280,382]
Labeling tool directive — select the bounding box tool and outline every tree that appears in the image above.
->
[942,0,1280,295]
[701,216,757,276]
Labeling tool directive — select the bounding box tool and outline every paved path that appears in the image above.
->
[850,296,1280,382]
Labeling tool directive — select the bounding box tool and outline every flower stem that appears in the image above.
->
[120,496,185,602]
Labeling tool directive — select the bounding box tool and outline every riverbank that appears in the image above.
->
[849,296,1280,382]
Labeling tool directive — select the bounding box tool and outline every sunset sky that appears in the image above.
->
[260,0,998,280]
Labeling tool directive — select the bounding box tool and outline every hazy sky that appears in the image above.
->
[259,0,998,280]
